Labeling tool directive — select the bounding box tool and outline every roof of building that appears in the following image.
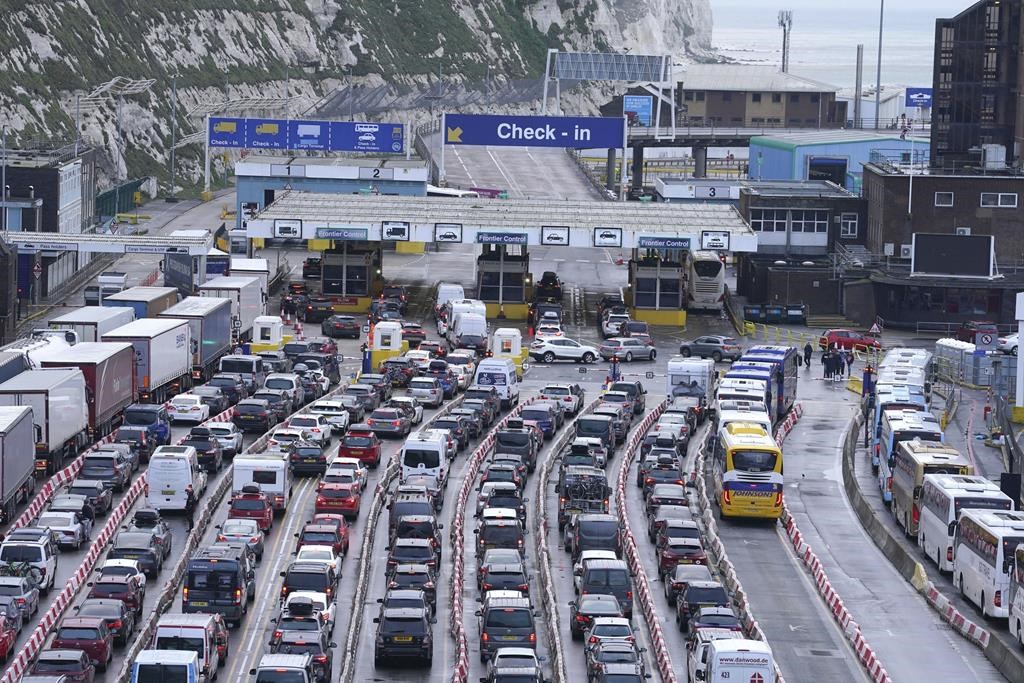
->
[751,130,915,150]
[739,179,856,198]
[679,64,838,93]
[238,154,426,170]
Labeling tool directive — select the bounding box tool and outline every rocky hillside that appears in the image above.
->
[0,0,712,191]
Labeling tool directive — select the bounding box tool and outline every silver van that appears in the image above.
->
[579,559,633,618]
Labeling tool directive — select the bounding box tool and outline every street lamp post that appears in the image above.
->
[874,0,885,130]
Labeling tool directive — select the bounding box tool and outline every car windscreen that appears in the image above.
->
[481,525,522,544]
[285,571,328,591]
[485,608,532,628]
[187,569,239,591]
[381,616,427,635]
[221,359,257,374]
[576,419,609,436]
[686,586,728,604]
[37,659,87,672]
[520,409,549,421]
[0,545,41,562]
[265,378,294,391]
[123,408,158,426]
[585,569,629,587]
[155,635,205,656]
[403,448,440,469]
[693,260,723,278]
[579,520,618,538]
[731,450,778,472]
[57,627,100,639]
[231,498,266,510]
[255,672,307,683]
[394,545,434,560]
[237,403,267,415]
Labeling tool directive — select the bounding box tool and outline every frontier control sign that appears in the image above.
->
[444,114,625,149]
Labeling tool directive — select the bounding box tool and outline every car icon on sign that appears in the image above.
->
[600,231,618,239]
[359,133,376,142]
[439,232,459,241]
[546,233,565,242]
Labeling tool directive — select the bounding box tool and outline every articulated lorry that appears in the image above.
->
[42,305,136,344]
[40,342,137,438]
[0,406,37,522]
[0,368,90,476]
[102,318,193,403]
[102,286,180,318]
[198,276,264,343]
[159,296,233,381]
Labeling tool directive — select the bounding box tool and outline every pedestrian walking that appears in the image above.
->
[803,342,813,369]
[184,484,196,532]
[836,351,846,379]
[822,349,831,379]
[845,350,855,375]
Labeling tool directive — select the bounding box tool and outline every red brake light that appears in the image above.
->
[589,635,598,644]
[482,632,489,642]
[995,590,1003,607]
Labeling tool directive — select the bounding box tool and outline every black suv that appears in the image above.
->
[322,314,360,339]
[302,258,322,279]
[280,561,336,602]
[181,427,224,473]
[535,271,563,301]
[373,607,433,666]
[301,298,336,323]
[234,398,276,432]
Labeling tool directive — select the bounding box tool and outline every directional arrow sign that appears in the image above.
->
[446,126,463,143]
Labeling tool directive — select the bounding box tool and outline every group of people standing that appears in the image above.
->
[802,341,855,380]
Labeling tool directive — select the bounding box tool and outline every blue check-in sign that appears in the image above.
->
[638,236,690,249]
[477,232,528,245]
[208,118,246,147]
[316,227,368,240]
[289,120,329,150]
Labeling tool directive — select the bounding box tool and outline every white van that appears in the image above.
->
[436,283,466,312]
[151,614,223,680]
[131,650,201,683]
[232,453,292,512]
[147,446,207,511]
[400,430,449,485]
[440,299,486,336]
[264,373,302,405]
[699,639,775,683]
[474,358,520,408]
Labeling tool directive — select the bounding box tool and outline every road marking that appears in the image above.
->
[575,259,589,263]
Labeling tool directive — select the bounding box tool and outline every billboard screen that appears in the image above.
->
[911,233,993,278]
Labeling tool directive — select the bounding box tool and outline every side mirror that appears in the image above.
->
[329,642,338,648]
[438,523,444,529]
[279,571,286,578]
[568,601,576,607]
[372,617,380,623]
[474,610,482,617]
[249,669,257,676]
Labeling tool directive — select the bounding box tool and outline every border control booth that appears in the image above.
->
[243,194,758,322]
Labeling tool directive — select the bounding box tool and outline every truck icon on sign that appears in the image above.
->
[255,122,280,135]
[213,121,237,134]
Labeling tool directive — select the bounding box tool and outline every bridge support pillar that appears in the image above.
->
[631,146,645,194]
[605,148,618,192]
[693,145,708,179]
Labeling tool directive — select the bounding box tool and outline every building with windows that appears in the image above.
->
[932,0,1024,169]
[675,65,847,128]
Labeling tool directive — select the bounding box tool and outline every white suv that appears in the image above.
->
[601,313,631,339]
[529,338,598,364]
[539,384,583,414]
[287,414,332,447]
[0,528,59,594]
[308,400,351,435]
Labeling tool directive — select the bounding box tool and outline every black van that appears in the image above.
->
[184,545,253,626]
[575,415,615,452]
[571,513,621,561]
[495,424,538,472]
[387,494,435,533]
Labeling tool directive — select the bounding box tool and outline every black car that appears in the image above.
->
[180,428,224,473]
[113,425,156,463]
[355,374,393,402]
[290,442,328,476]
[433,417,470,450]
[234,398,276,432]
[336,395,366,423]
[208,374,248,405]
[568,594,623,640]
[280,562,337,602]
[299,375,322,404]
[302,257,322,279]
[322,315,361,339]
[253,389,293,421]
[373,607,433,666]
[535,271,563,301]
[75,597,135,645]
[301,297,336,323]
[126,508,173,559]
[282,289,310,315]
[387,564,437,608]
[66,480,113,516]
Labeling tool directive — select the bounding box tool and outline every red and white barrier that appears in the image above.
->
[776,404,893,683]
[922,582,991,648]
[613,402,679,683]
[1,475,147,683]
[449,398,538,683]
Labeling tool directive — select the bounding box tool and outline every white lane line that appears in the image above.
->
[575,259,589,263]
[453,148,476,186]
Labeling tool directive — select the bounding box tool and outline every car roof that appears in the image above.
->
[686,580,725,590]
[59,616,105,627]
[381,607,429,619]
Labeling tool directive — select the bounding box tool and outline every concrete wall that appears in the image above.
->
[843,279,876,326]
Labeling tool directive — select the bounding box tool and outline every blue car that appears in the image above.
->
[520,405,557,438]
[122,403,171,446]
[425,360,457,399]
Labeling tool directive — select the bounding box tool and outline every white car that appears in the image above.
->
[294,544,341,574]
[584,616,635,648]
[602,313,631,339]
[327,459,368,490]
[408,377,444,407]
[450,365,471,391]
[389,396,424,424]
[206,422,243,456]
[489,648,541,677]
[308,400,351,435]
[323,468,361,490]
[405,350,433,370]
[999,333,1018,356]
[287,414,332,447]
[534,324,563,341]
[168,394,210,424]
[285,590,336,635]
[268,427,305,448]
[539,384,583,414]
[573,550,619,593]
[98,558,148,592]
[35,511,86,550]
[528,338,598,364]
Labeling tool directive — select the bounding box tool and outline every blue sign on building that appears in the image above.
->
[905,88,933,109]
[638,236,690,249]
[444,114,625,149]
[208,117,404,153]
[623,95,653,127]
[316,227,369,240]
[477,232,528,245]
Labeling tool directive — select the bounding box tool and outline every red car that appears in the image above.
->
[818,328,881,351]
[656,537,707,576]
[296,522,349,556]
[51,617,113,671]
[87,575,144,619]
[228,485,274,532]
[955,320,999,343]
[315,482,361,519]
[338,426,382,468]
[31,648,97,682]
[0,614,15,663]
[418,341,446,359]
[521,420,546,446]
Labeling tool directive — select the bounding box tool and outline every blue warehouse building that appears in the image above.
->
[749,130,918,193]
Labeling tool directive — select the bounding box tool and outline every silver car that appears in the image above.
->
[408,377,443,407]
[216,518,265,561]
[0,576,39,618]
[206,422,244,456]
[598,337,656,362]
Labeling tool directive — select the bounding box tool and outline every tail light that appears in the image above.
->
[626,591,633,600]
[423,581,434,589]
[947,546,953,562]
[392,421,400,426]
[183,587,189,601]
[517,583,529,592]
[482,583,492,590]
[251,536,261,543]
[576,615,589,623]
[315,655,328,664]
[912,506,920,525]
[774,492,783,507]
[482,632,489,643]
[234,589,242,604]
[723,490,732,505]
[995,590,1003,607]
[886,476,892,492]
[14,598,24,606]
[111,619,122,629]
[588,635,598,644]
[528,633,536,643]
[217,535,227,542]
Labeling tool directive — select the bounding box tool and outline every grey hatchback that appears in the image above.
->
[677,335,742,362]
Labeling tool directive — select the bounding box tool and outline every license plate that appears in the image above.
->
[191,601,208,607]
[161,490,175,496]
[393,636,412,643]
[304,458,317,463]
[502,635,519,641]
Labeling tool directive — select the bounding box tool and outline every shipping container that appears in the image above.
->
[0,406,36,522]
[40,342,137,436]
[158,296,233,381]
[102,318,192,403]
[47,306,136,344]
[0,368,89,475]
[102,286,180,318]
[0,352,28,385]
[198,276,264,342]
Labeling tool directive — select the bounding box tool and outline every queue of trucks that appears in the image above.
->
[0,276,268,479]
